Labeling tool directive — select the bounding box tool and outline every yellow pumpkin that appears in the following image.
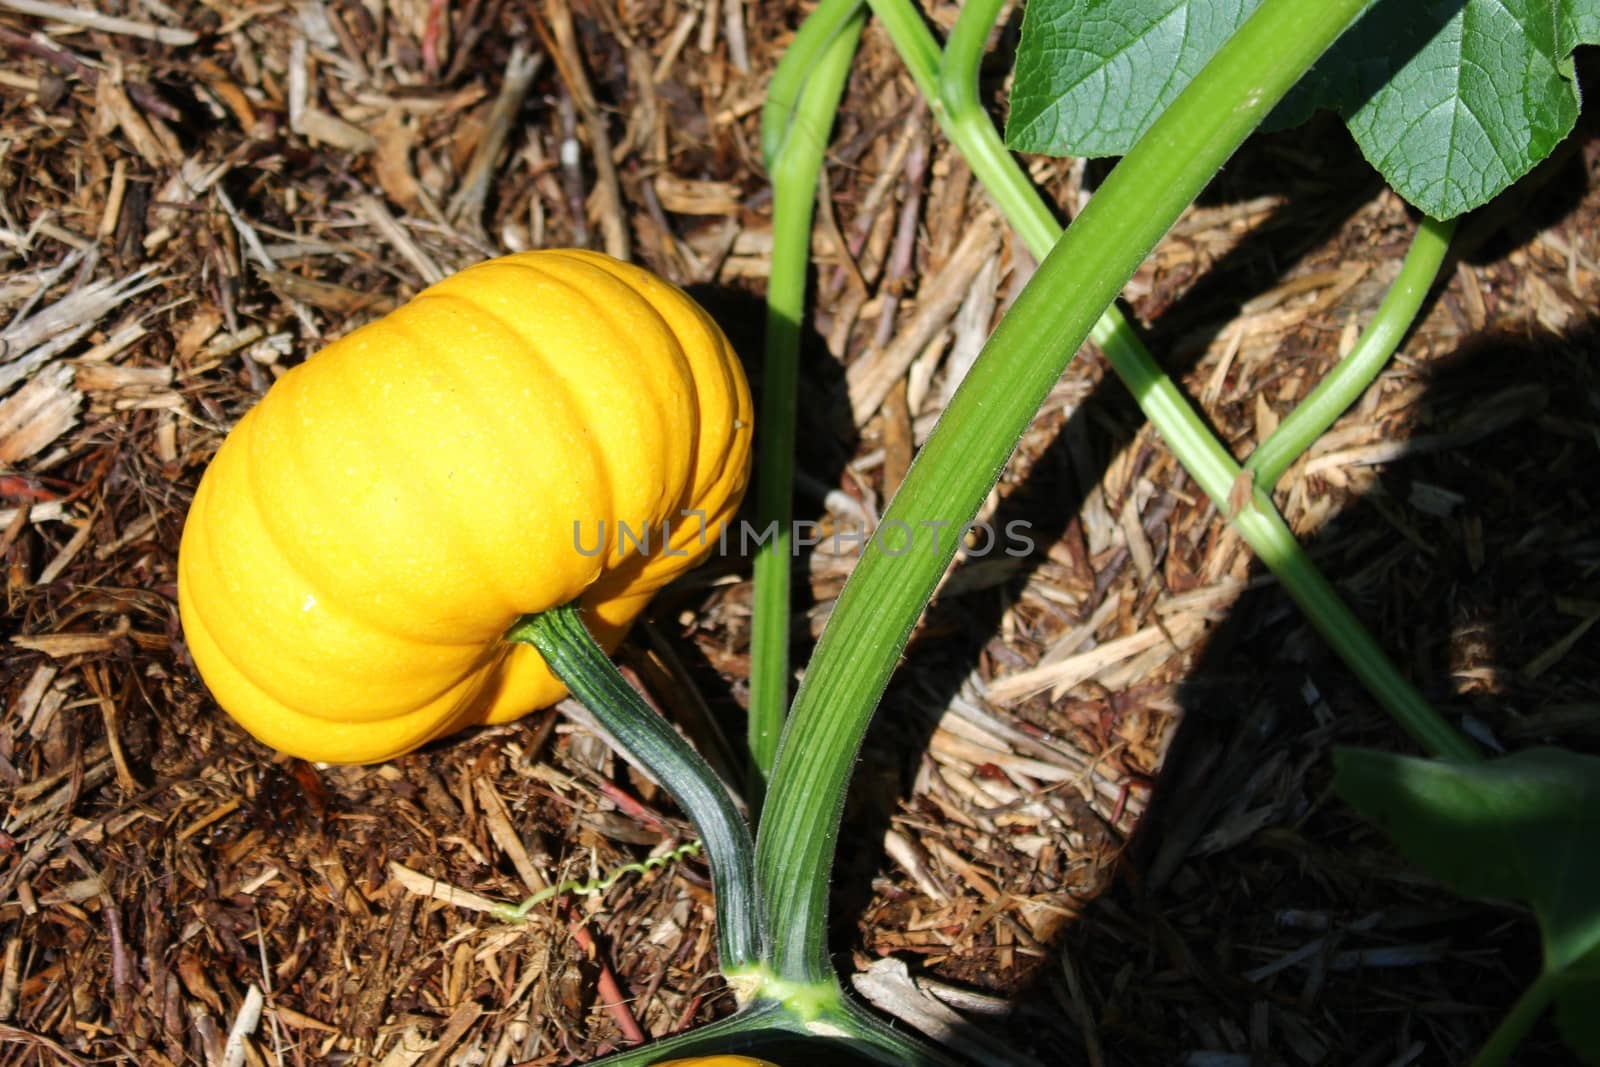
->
[652,1059,779,1066]
[178,250,752,763]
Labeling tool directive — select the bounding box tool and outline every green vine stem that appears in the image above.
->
[932,0,1158,367]
[507,604,763,971]
[757,0,1423,988]
[1247,213,1458,489]
[748,5,867,789]
[939,0,1055,247]
[583,1001,789,1067]
[584,995,966,1066]
[827,997,972,1066]
[867,0,1476,763]
[760,0,866,168]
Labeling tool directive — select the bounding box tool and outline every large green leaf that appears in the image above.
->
[1005,0,1600,218]
[1561,3,1600,53]
[1005,0,1262,158]
[1335,0,1583,218]
[1335,747,1600,1060]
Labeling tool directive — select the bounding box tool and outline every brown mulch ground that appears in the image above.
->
[2,2,1597,1065]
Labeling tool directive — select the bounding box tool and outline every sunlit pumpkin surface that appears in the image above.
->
[178,250,752,763]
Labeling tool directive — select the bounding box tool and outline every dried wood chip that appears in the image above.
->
[373,111,425,213]
[936,251,1002,410]
[987,614,1203,705]
[37,875,106,905]
[270,1005,338,1033]
[176,798,242,843]
[1305,384,1547,474]
[448,44,542,234]
[473,777,549,895]
[847,216,1001,424]
[375,1025,435,1067]
[95,66,180,168]
[852,957,1046,1067]
[1,263,163,395]
[0,937,21,1020]
[35,508,97,585]
[5,667,59,755]
[1118,490,1157,582]
[884,829,951,903]
[9,630,124,655]
[388,861,506,917]
[357,196,445,285]
[0,364,79,464]
[541,0,630,260]
[653,175,744,216]
[0,0,197,45]
[220,984,264,1067]
[258,270,395,316]
[300,107,379,152]
[0,1023,91,1067]
[412,1001,483,1067]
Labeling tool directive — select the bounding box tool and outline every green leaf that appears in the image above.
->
[1005,0,1600,217]
[1335,747,1600,1058]
[1006,0,1263,158]
[1334,0,1586,218]
[1560,2,1600,54]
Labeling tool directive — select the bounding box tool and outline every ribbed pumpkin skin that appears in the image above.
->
[178,250,752,764]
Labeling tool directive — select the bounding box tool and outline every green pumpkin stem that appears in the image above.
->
[507,603,764,972]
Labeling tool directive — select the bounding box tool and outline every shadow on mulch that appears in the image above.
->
[1077,318,1600,1067]
[833,112,1399,980]
[831,141,1599,1065]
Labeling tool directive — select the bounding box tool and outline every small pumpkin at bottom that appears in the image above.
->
[178,250,752,764]
[652,1059,780,1066]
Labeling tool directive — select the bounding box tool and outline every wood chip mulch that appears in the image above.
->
[1,2,1597,1064]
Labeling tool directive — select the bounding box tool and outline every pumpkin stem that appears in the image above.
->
[507,603,765,972]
